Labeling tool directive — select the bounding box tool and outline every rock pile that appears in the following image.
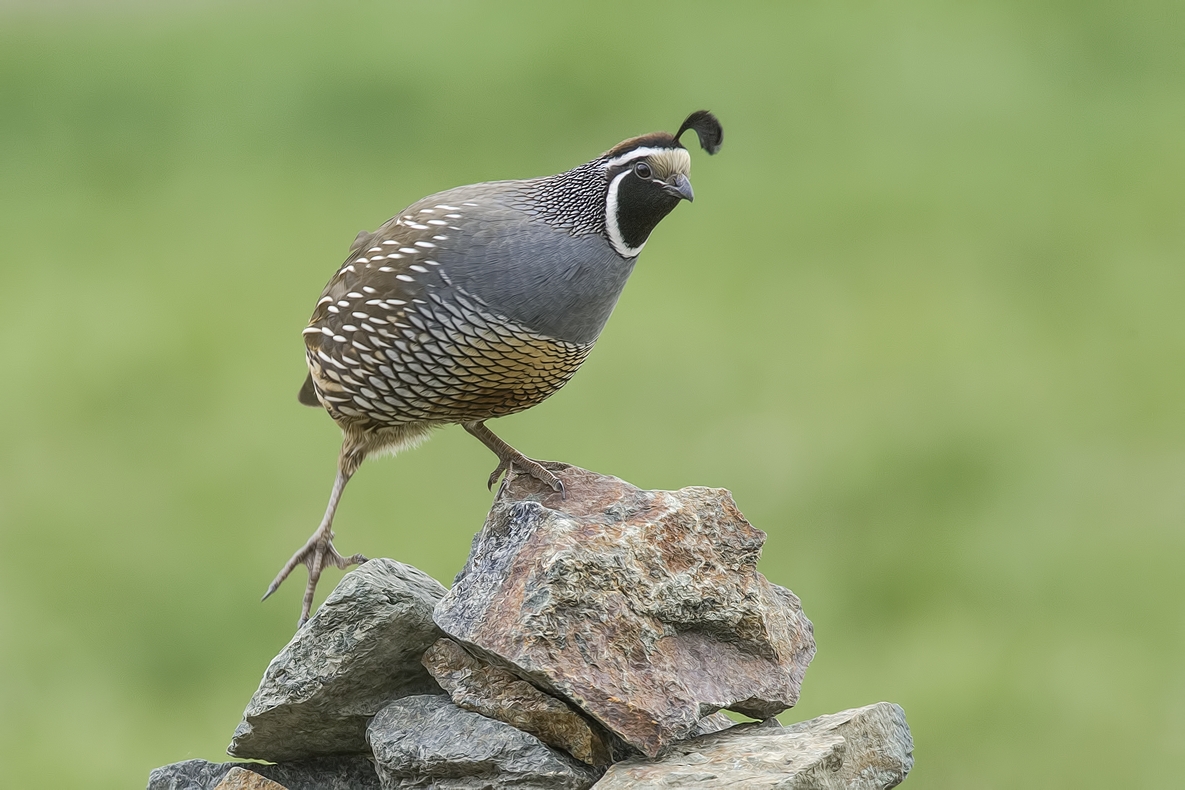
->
[147,465,914,789]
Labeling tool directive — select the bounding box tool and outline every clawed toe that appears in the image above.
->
[521,460,564,497]
[488,457,564,499]
[263,529,366,626]
[487,458,510,490]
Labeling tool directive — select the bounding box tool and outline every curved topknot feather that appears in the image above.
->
[675,110,723,155]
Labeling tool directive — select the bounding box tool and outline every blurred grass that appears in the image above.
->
[1,1,1183,787]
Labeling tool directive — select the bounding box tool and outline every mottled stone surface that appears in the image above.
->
[688,712,734,738]
[367,694,601,790]
[229,559,447,761]
[434,464,816,757]
[423,637,612,766]
[592,702,914,789]
[213,767,288,790]
[146,756,380,790]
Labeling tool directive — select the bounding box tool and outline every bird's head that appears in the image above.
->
[600,110,723,258]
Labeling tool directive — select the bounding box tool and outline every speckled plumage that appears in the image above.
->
[300,184,624,433]
[268,111,724,626]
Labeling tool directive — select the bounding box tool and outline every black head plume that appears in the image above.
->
[675,110,723,155]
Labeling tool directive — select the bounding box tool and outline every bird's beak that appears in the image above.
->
[664,172,695,202]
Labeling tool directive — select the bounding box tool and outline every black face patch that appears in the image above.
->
[612,169,684,250]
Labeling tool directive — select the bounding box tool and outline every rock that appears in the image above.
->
[422,637,612,766]
[146,755,380,790]
[148,760,236,790]
[434,465,816,757]
[688,712,734,738]
[592,702,914,789]
[228,559,448,762]
[213,767,288,790]
[367,694,601,790]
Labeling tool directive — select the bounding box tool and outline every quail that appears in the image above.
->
[265,110,724,624]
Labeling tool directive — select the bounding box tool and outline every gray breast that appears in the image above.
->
[410,184,635,345]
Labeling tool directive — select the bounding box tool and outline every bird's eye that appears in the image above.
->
[633,162,653,179]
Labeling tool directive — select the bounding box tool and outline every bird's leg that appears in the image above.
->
[262,464,367,626]
[463,421,565,496]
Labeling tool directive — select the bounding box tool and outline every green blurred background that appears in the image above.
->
[1,1,1182,787]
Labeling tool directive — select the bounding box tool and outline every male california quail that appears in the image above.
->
[266,110,724,624]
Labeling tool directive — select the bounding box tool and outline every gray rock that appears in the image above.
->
[422,637,612,766]
[434,465,816,757]
[592,702,914,789]
[229,559,448,762]
[688,712,734,738]
[146,755,380,790]
[366,694,601,790]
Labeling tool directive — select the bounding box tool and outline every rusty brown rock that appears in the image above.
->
[213,767,288,790]
[434,464,816,758]
[422,637,612,766]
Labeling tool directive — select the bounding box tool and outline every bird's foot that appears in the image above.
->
[487,456,565,497]
[464,421,565,498]
[262,527,367,626]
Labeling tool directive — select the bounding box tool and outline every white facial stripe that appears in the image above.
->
[604,169,646,259]
[604,146,682,169]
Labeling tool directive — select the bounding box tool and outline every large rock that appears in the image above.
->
[146,755,380,790]
[434,464,816,757]
[592,702,914,789]
[367,694,601,790]
[229,559,447,761]
[422,637,612,766]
